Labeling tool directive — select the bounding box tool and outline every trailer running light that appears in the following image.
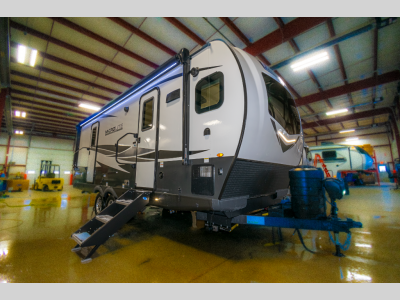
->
[346,137,359,141]
[326,108,348,116]
[339,129,355,134]
[278,131,296,144]
[291,52,329,72]
[217,153,224,157]
[79,103,101,111]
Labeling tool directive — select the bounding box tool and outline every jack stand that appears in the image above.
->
[333,232,345,257]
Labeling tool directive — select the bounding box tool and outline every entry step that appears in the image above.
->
[72,232,91,245]
[95,215,113,223]
[116,199,134,206]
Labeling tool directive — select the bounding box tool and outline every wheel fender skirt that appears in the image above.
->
[211,196,249,211]
[93,186,104,197]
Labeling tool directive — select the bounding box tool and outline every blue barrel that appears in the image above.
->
[289,165,326,219]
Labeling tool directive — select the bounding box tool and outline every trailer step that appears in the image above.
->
[95,215,113,223]
[71,189,150,263]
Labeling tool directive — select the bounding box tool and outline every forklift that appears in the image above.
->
[33,160,64,191]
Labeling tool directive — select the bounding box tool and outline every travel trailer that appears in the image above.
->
[308,144,374,176]
[72,39,304,215]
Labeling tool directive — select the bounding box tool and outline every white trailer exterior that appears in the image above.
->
[308,144,374,176]
[73,40,303,214]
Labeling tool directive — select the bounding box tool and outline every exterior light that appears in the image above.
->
[217,153,224,157]
[326,108,348,116]
[79,103,101,111]
[339,129,355,134]
[291,52,329,72]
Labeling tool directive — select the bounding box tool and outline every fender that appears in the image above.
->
[103,186,118,199]
[93,185,104,196]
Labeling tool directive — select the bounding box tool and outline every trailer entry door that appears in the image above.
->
[136,89,160,189]
[86,122,99,183]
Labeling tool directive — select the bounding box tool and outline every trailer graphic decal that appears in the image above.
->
[105,123,123,136]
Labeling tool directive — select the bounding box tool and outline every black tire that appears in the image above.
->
[94,193,104,215]
[42,185,49,192]
[106,194,116,207]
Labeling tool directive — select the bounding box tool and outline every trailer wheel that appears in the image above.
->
[106,194,116,207]
[94,193,103,215]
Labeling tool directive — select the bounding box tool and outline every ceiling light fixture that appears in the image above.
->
[15,130,24,135]
[291,52,329,72]
[79,103,101,111]
[339,129,355,134]
[346,137,359,141]
[17,44,38,67]
[326,108,348,116]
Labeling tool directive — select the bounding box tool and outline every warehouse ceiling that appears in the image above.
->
[1,17,400,139]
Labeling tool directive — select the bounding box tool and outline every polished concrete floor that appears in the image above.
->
[0,184,399,283]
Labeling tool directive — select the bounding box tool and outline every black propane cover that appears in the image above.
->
[289,165,326,219]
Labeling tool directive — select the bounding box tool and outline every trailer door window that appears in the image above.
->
[91,127,97,147]
[195,72,224,114]
[142,98,154,131]
[322,150,337,160]
[262,73,300,135]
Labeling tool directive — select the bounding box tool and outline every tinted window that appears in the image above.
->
[263,73,300,134]
[91,127,97,147]
[195,72,224,114]
[142,98,154,131]
[322,151,337,159]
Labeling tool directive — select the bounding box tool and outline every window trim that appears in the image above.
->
[91,127,97,147]
[195,71,224,114]
[141,97,154,132]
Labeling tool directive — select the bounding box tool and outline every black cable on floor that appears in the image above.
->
[296,228,316,254]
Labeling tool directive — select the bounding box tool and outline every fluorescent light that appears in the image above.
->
[27,170,35,174]
[291,52,329,72]
[21,111,26,118]
[64,171,71,174]
[15,111,21,117]
[355,243,372,248]
[17,45,26,63]
[326,108,348,116]
[29,49,37,67]
[278,131,297,143]
[20,131,24,135]
[346,137,359,141]
[339,129,355,134]
[54,171,59,174]
[79,103,101,111]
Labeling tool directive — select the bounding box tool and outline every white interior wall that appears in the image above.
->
[0,133,75,186]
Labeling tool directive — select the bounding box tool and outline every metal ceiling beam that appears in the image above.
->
[49,17,158,69]
[164,18,206,46]
[326,19,354,107]
[297,70,400,106]
[10,20,145,80]
[10,117,76,128]
[10,41,131,88]
[108,18,176,56]
[9,120,76,135]
[11,90,91,114]
[1,126,75,139]
[11,70,112,102]
[244,18,331,56]
[11,81,106,107]
[12,102,85,120]
[10,58,121,95]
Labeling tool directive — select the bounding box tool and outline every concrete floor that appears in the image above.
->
[0,184,399,283]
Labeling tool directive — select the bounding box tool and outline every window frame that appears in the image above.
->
[141,97,154,132]
[91,127,97,147]
[195,71,224,114]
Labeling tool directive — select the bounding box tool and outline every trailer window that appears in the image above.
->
[195,72,224,114]
[263,73,300,135]
[322,151,337,160]
[91,127,97,147]
[142,98,154,131]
